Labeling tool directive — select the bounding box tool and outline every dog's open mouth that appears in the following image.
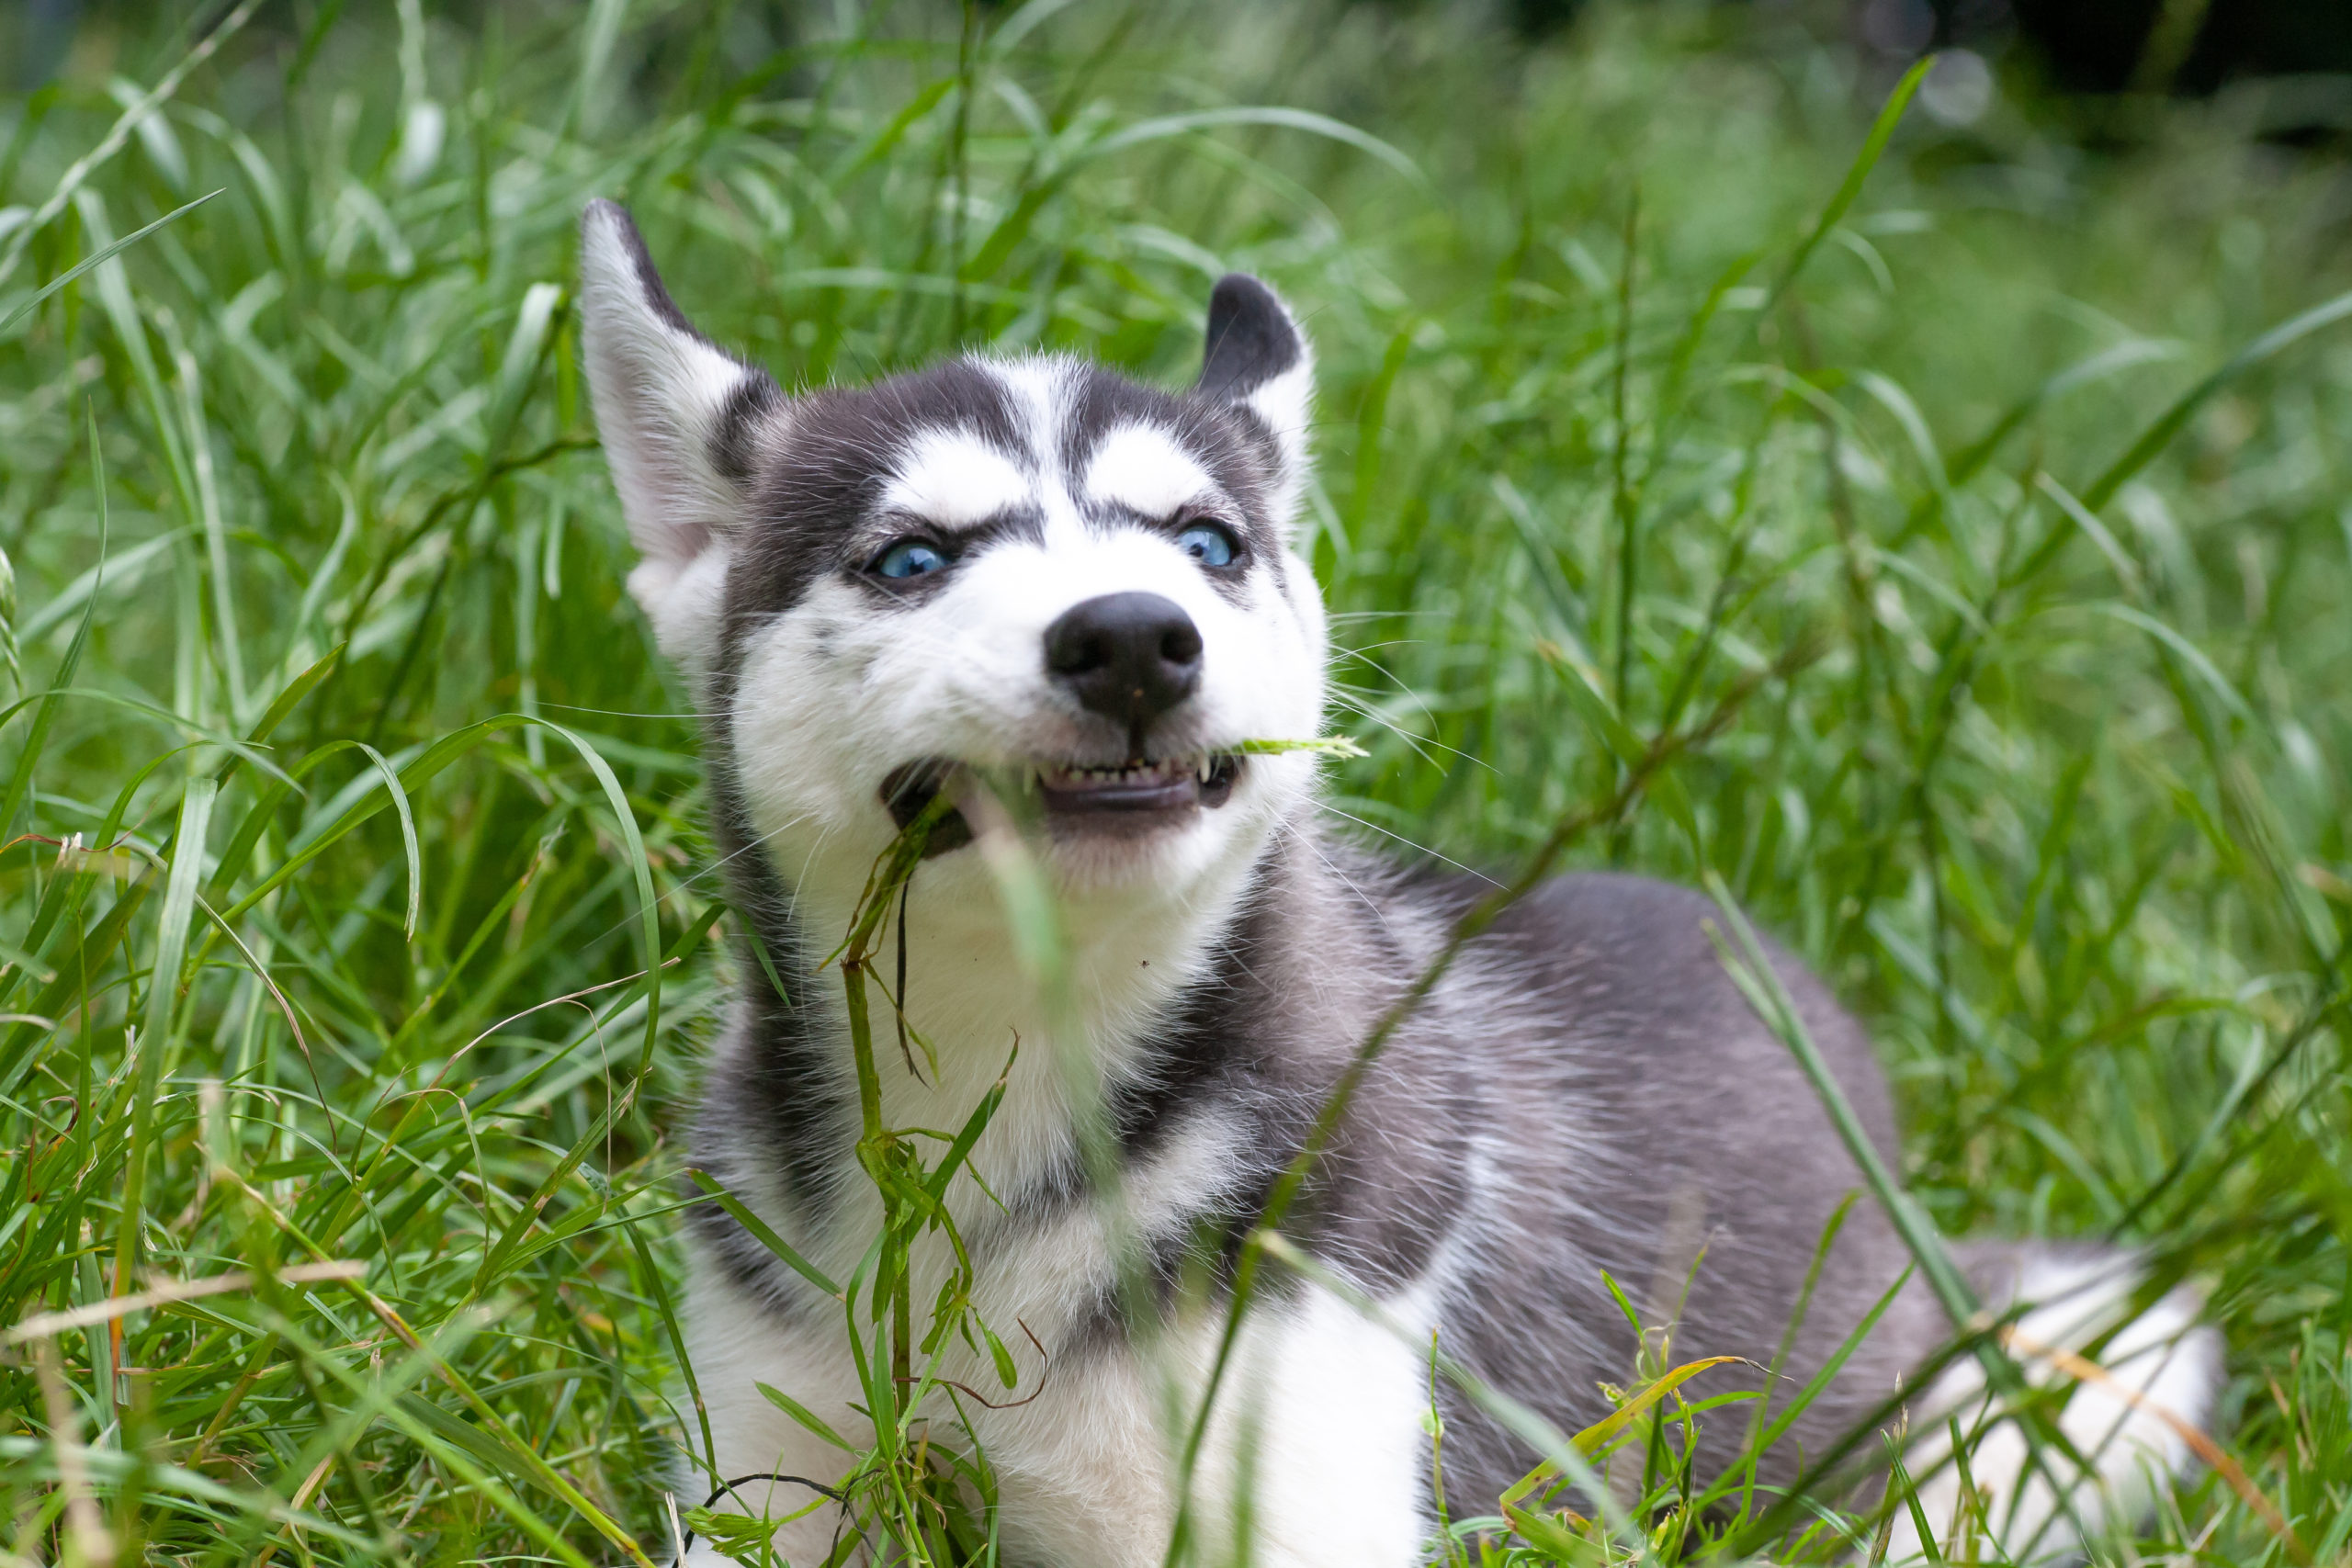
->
[882,755,1243,855]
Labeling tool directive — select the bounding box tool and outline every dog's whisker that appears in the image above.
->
[1311,803,1505,888]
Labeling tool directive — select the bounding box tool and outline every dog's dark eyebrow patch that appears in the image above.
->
[885,505,1046,547]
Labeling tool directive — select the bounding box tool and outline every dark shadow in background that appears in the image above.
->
[13,0,2352,110]
[13,0,82,91]
[2004,0,2352,96]
[1502,0,2352,101]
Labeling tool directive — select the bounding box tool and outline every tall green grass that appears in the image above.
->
[1,1,2346,1562]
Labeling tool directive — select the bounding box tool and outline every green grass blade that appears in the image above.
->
[684,1168,843,1300]
[113,775,218,1291]
[2082,286,2352,509]
[1762,53,1934,314]
[0,187,221,336]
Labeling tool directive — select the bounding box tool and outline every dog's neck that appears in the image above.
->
[713,757,1295,1222]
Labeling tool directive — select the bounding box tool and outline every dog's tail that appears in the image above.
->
[1883,1241,2224,1564]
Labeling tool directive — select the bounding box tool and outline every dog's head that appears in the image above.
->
[578,200,1328,911]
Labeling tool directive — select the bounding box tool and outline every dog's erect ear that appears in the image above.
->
[1196,274,1314,522]
[579,200,781,662]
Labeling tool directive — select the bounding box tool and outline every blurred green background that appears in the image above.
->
[1,2,2347,1563]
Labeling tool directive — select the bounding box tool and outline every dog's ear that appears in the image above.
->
[1196,274,1313,525]
[579,199,781,668]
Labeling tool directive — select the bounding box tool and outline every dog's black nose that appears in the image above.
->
[1044,592,1204,732]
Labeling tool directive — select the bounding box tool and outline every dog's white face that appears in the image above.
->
[578,202,1328,922]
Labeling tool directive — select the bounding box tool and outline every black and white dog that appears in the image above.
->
[578,199,2220,1566]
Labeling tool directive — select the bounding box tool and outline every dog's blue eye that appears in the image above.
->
[874,539,950,580]
[1176,522,1238,568]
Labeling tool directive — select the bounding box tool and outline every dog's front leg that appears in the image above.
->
[1248,1303,1435,1568]
[1135,1286,1437,1568]
[675,1263,870,1567]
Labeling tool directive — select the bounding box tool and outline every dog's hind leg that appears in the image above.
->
[1883,1242,2223,1564]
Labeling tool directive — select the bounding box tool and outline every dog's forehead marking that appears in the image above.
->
[880,427,1033,527]
[1083,423,1216,518]
[980,355,1066,441]
[969,355,1100,543]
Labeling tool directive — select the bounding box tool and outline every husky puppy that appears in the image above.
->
[577,199,2222,1567]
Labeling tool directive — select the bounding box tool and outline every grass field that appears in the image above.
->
[2,1,2348,1562]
